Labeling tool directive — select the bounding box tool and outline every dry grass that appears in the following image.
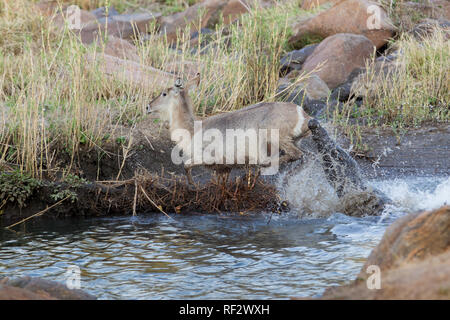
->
[0,0,307,179]
[353,29,449,127]
[330,27,449,151]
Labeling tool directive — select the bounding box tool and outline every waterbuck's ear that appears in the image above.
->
[186,73,200,92]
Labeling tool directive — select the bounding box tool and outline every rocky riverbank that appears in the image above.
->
[1,205,448,300]
[0,0,448,223]
[317,205,450,299]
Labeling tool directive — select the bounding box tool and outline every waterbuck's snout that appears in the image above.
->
[146,89,172,115]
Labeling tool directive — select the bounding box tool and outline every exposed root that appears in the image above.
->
[90,169,279,215]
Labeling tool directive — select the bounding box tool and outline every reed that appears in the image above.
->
[0,0,305,179]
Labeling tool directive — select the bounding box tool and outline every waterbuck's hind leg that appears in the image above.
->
[185,166,195,185]
[279,140,303,163]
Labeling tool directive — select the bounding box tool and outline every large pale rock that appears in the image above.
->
[79,12,161,44]
[159,0,268,42]
[284,74,330,100]
[35,1,63,16]
[290,0,396,49]
[51,8,98,30]
[301,0,340,10]
[361,206,450,273]
[163,60,203,78]
[320,206,450,299]
[84,54,176,92]
[101,36,140,62]
[301,33,375,89]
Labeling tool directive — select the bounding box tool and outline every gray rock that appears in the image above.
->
[91,6,119,20]
[191,28,214,40]
[280,44,318,75]
[276,84,327,117]
[330,66,365,102]
[411,18,450,39]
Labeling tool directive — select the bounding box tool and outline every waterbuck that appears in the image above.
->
[146,75,312,184]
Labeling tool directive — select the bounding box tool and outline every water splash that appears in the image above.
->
[278,158,449,218]
[277,159,340,218]
[370,176,450,213]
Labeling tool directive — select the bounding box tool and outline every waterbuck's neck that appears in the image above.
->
[170,90,196,135]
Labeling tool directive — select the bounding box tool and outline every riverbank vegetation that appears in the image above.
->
[0,0,308,180]
[0,0,448,215]
[332,29,449,151]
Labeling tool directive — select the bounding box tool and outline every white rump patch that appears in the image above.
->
[293,105,305,137]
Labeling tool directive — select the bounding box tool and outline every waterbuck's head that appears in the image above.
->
[146,74,200,126]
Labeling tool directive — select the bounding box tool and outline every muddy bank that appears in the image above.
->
[316,205,450,299]
[0,171,280,227]
[2,119,448,225]
[352,123,450,177]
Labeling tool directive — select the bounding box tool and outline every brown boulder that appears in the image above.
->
[159,0,263,43]
[35,0,63,16]
[78,12,161,44]
[46,4,160,43]
[322,250,450,299]
[101,36,140,62]
[0,276,96,300]
[281,73,331,100]
[290,0,396,49]
[51,7,98,31]
[320,206,450,299]
[0,284,55,300]
[301,33,375,89]
[301,0,340,10]
[361,205,450,274]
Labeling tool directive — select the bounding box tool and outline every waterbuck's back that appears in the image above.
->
[202,102,302,138]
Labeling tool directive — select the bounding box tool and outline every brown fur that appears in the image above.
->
[147,78,312,184]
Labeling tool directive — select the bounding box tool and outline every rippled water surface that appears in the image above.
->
[0,176,448,299]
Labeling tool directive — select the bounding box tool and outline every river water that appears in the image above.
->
[0,175,449,299]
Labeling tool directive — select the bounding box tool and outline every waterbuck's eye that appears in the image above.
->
[162,92,167,97]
